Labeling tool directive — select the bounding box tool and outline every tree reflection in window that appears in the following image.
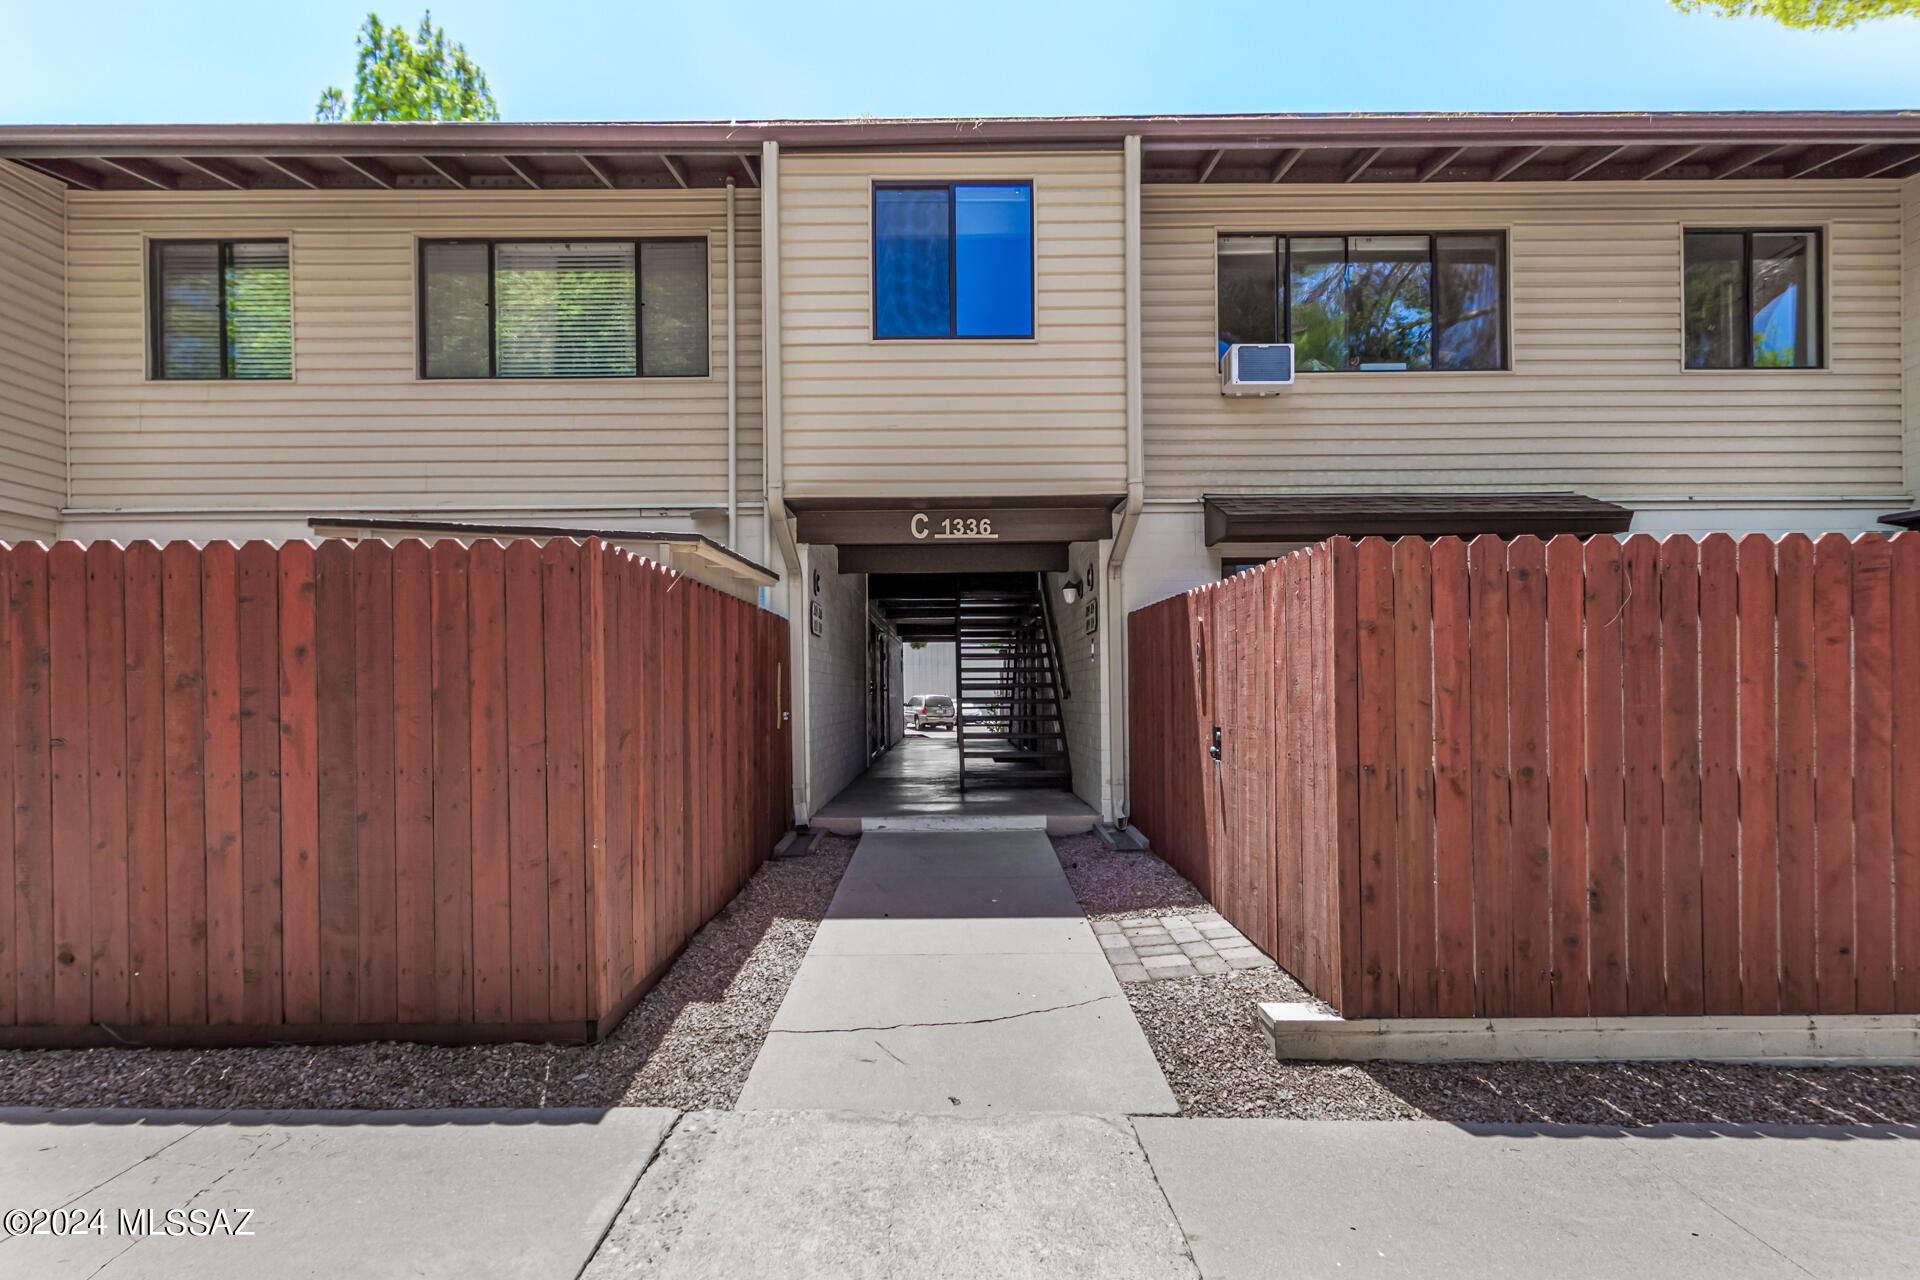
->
[1346,236,1431,370]
[1682,229,1820,370]
[1216,232,1505,372]
[1288,238,1347,371]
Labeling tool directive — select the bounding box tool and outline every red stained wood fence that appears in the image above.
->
[1,537,790,1047]
[1129,533,1920,1020]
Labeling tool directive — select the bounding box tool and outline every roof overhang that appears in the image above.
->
[307,517,779,600]
[1881,509,1920,531]
[1203,493,1636,545]
[4,111,1918,192]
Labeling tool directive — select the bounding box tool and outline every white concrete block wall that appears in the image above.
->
[1052,539,1109,816]
[804,543,870,814]
[1124,506,1216,613]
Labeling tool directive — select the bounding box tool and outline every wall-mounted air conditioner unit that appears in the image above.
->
[1220,343,1294,396]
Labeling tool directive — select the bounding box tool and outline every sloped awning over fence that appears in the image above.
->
[1202,493,1635,545]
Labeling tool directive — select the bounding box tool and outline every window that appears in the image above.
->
[873,182,1033,338]
[1216,233,1506,372]
[418,238,709,378]
[1683,229,1821,369]
[148,240,291,380]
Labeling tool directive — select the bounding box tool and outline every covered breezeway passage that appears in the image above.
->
[792,501,1117,831]
[813,571,1099,832]
[814,733,1098,830]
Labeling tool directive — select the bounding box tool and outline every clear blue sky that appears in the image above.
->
[4,0,1918,123]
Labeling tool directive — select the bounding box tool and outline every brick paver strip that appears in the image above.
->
[1086,907,1281,983]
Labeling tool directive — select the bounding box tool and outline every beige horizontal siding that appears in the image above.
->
[1144,181,1907,500]
[0,162,65,540]
[778,150,1127,500]
[65,188,761,512]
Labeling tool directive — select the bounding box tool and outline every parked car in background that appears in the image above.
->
[908,694,956,730]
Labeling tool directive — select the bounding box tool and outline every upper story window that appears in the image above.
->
[873,182,1034,339]
[419,238,709,379]
[149,240,291,380]
[1683,229,1821,369]
[1217,232,1506,372]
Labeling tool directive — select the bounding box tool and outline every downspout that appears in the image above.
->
[762,140,796,577]
[725,177,738,548]
[760,140,810,822]
[1107,134,1145,825]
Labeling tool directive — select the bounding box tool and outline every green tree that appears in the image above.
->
[1672,0,1919,28]
[315,11,499,122]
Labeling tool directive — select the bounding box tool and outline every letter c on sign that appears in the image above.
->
[910,512,928,540]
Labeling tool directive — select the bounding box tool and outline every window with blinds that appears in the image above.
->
[418,238,709,378]
[149,240,292,380]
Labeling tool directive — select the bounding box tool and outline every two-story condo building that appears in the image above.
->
[2,113,1916,827]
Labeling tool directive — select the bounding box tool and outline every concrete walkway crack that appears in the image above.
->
[1618,1137,1820,1279]
[767,994,1120,1035]
[574,1110,685,1280]
[0,1108,236,1253]
[1127,1118,1205,1278]
[736,828,1177,1112]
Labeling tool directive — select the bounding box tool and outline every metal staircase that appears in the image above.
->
[955,574,1071,792]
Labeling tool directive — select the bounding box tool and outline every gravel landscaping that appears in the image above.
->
[1052,833,1920,1125]
[0,836,855,1112]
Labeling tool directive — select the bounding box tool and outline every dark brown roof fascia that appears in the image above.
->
[1880,509,1920,530]
[5,111,1920,158]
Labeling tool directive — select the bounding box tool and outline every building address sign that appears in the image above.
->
[792,504,1116,547]
[910,512,998,541]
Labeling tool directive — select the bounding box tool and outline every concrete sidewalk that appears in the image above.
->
[0,1107,675,1279]
[4,1109,1915,1277]
[583,1110,1197,1280]
[1136,1119,1920,1280]
[735,828,1177,1114]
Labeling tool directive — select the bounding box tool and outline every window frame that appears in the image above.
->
[870,180,1037,341]
[1680,226,1826,372]
[414,235,712,380]
[1213,230,1512,373]
[146,236,294,382]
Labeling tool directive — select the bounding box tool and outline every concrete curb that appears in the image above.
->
[1256,1002,1920,1065]
[815,814,1100,835]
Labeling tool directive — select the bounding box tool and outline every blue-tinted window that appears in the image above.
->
[954,185,1033,337]
[874,182,1032,339]
[874,187,952,338]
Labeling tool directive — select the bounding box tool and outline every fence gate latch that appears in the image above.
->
[1210,726,1222,762]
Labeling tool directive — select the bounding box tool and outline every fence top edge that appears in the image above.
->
[1126,529,1915,617]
